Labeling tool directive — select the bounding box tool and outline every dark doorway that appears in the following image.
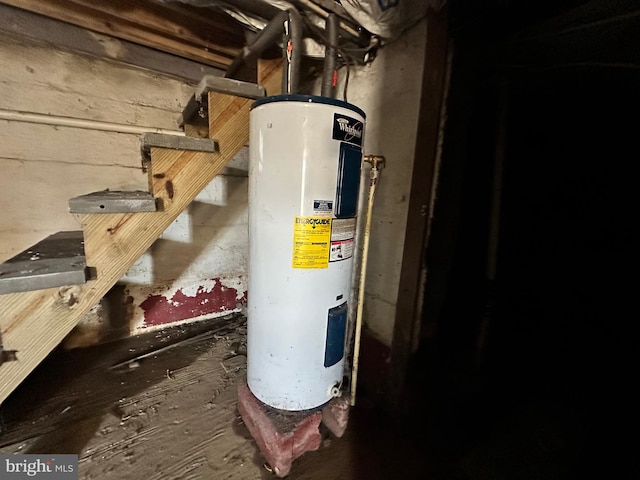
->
[406,2,638,478]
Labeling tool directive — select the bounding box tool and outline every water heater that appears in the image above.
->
[247,95,366,411]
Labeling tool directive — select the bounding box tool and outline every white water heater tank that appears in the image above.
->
[247,95,366,411]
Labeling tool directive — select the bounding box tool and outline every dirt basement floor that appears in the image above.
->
[0,314,437,480]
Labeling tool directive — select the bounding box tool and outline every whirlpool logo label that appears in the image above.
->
[332,114,363,146]
[1,455,78,479]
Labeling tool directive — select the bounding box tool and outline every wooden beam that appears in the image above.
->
[0,3,226,83]
[258,58,284,96]
[0,0,244,68]
[0,91,251,405]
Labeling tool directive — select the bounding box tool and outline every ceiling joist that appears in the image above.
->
[0,0,246,69]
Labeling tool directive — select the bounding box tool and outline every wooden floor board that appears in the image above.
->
[0,315,430,480]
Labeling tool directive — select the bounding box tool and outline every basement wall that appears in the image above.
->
[0,28,248,345]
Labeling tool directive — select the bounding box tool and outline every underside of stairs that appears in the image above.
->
[0,75,270,406]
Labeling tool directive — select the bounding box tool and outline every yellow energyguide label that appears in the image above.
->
[292,216,332,269]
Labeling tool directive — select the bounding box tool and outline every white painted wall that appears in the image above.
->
[312,20,428,346]
[121,167,249,333]
[0,31,249,342]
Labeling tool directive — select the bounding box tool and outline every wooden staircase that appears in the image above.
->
[0,76,267,406]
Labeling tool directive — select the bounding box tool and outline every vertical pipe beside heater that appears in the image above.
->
[350,156,384,406]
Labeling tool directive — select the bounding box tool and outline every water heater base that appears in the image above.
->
[237,382,351,477]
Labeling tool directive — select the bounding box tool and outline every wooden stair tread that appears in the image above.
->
[0,231,87,295]
[69,190,157,214]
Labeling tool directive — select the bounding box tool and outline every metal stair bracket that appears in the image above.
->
[178,76,266,129]
[140,133,220,163]
[0,231,88,295]
[69,190,157,214]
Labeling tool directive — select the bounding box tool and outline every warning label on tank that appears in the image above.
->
[330,238,354,262]
[292,216,332,269]
[329,218,356,262]
[331,217,357,242]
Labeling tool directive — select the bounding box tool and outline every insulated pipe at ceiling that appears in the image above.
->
[218,0,281,23]
[224,9,289,80]
[224,8,302,95]
[174,0,279,18]
[283,7,302,95]
[321,13,338,98]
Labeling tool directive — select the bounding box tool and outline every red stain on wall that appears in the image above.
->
[140,278,247,327]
